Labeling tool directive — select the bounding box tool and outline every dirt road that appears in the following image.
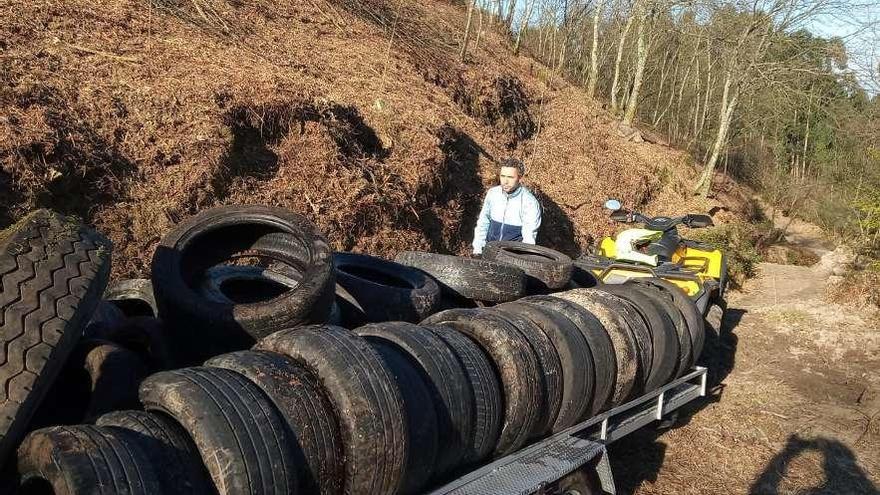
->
[609,216,880,494]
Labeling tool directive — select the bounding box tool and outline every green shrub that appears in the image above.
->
[689,222,767,288]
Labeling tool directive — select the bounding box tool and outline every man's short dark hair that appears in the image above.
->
[499,158,525,176]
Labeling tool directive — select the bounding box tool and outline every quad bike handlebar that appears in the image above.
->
[608,209,714,231]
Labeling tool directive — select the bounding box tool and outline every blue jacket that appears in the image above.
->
[472,185,542,254]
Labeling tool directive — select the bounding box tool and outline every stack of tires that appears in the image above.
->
[2,206,707,495]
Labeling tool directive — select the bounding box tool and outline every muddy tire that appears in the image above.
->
[425,325,502,466]
[354,322,472,476]
[552,289,640,407]
[626,280,694,374]
[483,309,563,438]
[638,279,705,363]
[255,326,406,495]
[599,284,679,390]
[104,279,158,318]
[368,341,439,495]
[495,302,594,431]
[151,205,335,365]
[394,251,527,303]
[0,210,112,467]
[483,241,573,290]
[97,410,213,495]
[205,350,343,495]
[83,343,149,421]
[522,296,616,416]
[422,309,541,456]
[334,252,440,324]
[139,367,299,495]
[17,425,160,495]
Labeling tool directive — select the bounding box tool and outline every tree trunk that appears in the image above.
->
[610,9,635,113]
[505,0,516,31]
[514,0,536,55]
[587,0,606,98]
[694,70,738,198]
[622,2,649,127]
[460,0,478,61]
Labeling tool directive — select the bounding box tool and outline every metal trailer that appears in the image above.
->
[429,366,709,495]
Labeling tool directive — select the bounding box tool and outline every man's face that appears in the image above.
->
[499,166,522,194]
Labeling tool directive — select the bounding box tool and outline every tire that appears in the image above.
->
[368,341,440,495]
[421,309,541,456]
[139,367,299,495]
[104,279,158,318]
[425,325,502,466]
[394,251,526,303]
[521,296,614,416]
[495,302,593,431]
[354,322,472,475]
[334,252,440,324]
[570,263,600,288]
[0,210,112,467]
[483,309,563,438]
[83,343,149,421]
[626,280,695,375]
[598,284,679,390]
[96,410,213,495]
[552,289,640,407]
[205,350,343,495]
[255,326,406,495]
[483,241,573,290]
[17,425,160,495]
[647,279,706,363]
[151,205,335,365]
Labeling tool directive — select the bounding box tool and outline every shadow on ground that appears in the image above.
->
[749,435,879,495]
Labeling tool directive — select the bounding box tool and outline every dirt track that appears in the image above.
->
[610,217,880,494]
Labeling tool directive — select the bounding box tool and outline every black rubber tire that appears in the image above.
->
[424,325,502,467]
[626,280,694,375]
[640,278,705,364]
[354,322,472,475]
[422,309,541,456]
[598,284,679,390]
[522,296,616,416]
[483,309,563,438]
[0,210,112,468]
[205,350,343,495]
[254,326,406,495]
[483,241,573,290]
[139,367,299,495]
[151,205,335,365]
[495,302,594,431]
[570,263,600,288]
[552,289,640,407]
[84,343,149,421]
[334,252,440,324]
[394,251,526,303]
[104,279,158,318]
[570,288,654,398]
[368,341,439,495]
[96,410,213,495]
[17,425,160,495]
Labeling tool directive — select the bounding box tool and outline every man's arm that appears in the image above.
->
[521,194,542,245]
[472,192,493,254]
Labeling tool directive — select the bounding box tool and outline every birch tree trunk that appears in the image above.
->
[610,8,636,112]
[514,0,536,55]
[622,1,649,127]
[587,0,606,98]
[695,70,738,197]
[460,0,478,61]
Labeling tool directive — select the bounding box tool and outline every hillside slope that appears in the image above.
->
[0,0,754,277]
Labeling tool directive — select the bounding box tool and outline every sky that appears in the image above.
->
[807,2,879,94]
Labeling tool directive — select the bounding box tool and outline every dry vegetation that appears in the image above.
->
[0,0,754,278]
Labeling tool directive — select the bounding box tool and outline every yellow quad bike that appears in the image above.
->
[576,199,728,315]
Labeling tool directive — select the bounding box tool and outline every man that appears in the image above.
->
[472,158,542,255]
